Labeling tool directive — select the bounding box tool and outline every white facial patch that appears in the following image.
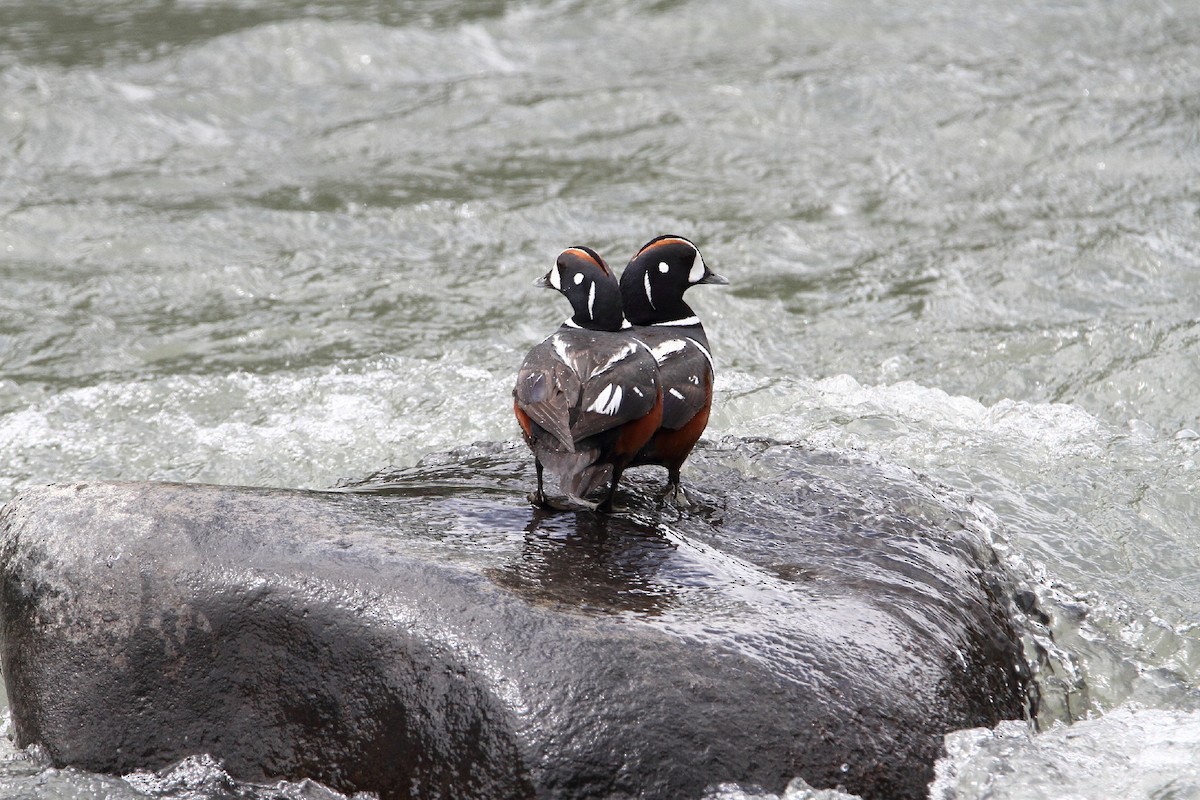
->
[587,384,623,415]
[587,280,596,319]
[549,266,562,290]
[573,272,584,285]
[644,271,655,309]
[688,250,706,284]
[658,261,670,273]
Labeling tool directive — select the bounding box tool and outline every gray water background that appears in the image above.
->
[2,0,1200,797]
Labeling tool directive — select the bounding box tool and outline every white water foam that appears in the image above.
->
[702,776,862,800]
[712,371,1107,473]
[0,355,514,501]
[932,706,1200,800]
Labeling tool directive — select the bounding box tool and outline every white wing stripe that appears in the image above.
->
[586,384,624,415]
[552,335,572,366]
[590,342,636,377]
[650,339,688,364]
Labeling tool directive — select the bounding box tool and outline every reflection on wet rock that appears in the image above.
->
[486,509,678,616]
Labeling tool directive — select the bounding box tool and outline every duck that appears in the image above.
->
[618,235,727,504]
[514,246,664,511]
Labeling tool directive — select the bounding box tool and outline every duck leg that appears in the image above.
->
[528,459,548,507]
[596,466,626,513]
[661,464,693,508]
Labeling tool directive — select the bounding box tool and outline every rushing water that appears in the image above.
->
[2,0,1199,797]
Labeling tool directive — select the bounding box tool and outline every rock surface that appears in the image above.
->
[0,440,1034,800]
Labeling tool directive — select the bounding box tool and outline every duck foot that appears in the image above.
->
[659,482,693,509]
[528,492,600,513]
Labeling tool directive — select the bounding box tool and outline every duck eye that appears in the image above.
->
[658,261,670,274]
[573,272,584,285]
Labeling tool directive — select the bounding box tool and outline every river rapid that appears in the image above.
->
[2,1,1199,797]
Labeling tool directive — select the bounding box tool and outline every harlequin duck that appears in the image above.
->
[514,247,664,512]
[619,235,728,504]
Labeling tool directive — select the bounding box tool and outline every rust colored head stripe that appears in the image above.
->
[636,235,694,257]
[565,245,612,277]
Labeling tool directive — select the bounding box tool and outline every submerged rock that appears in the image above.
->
[0,439,1034,800]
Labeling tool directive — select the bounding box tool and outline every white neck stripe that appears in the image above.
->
[650,315,701,327]
[563,318,633,329]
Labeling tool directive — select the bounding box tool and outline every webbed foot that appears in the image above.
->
[660,481,694,509]
[528,492,599,512]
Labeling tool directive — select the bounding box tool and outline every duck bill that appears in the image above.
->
[697,270,729,286]
[533,274,554,289]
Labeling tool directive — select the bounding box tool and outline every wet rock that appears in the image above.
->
[0,440,1034,800]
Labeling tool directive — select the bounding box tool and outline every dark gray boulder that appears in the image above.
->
[0,440,1034,800]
